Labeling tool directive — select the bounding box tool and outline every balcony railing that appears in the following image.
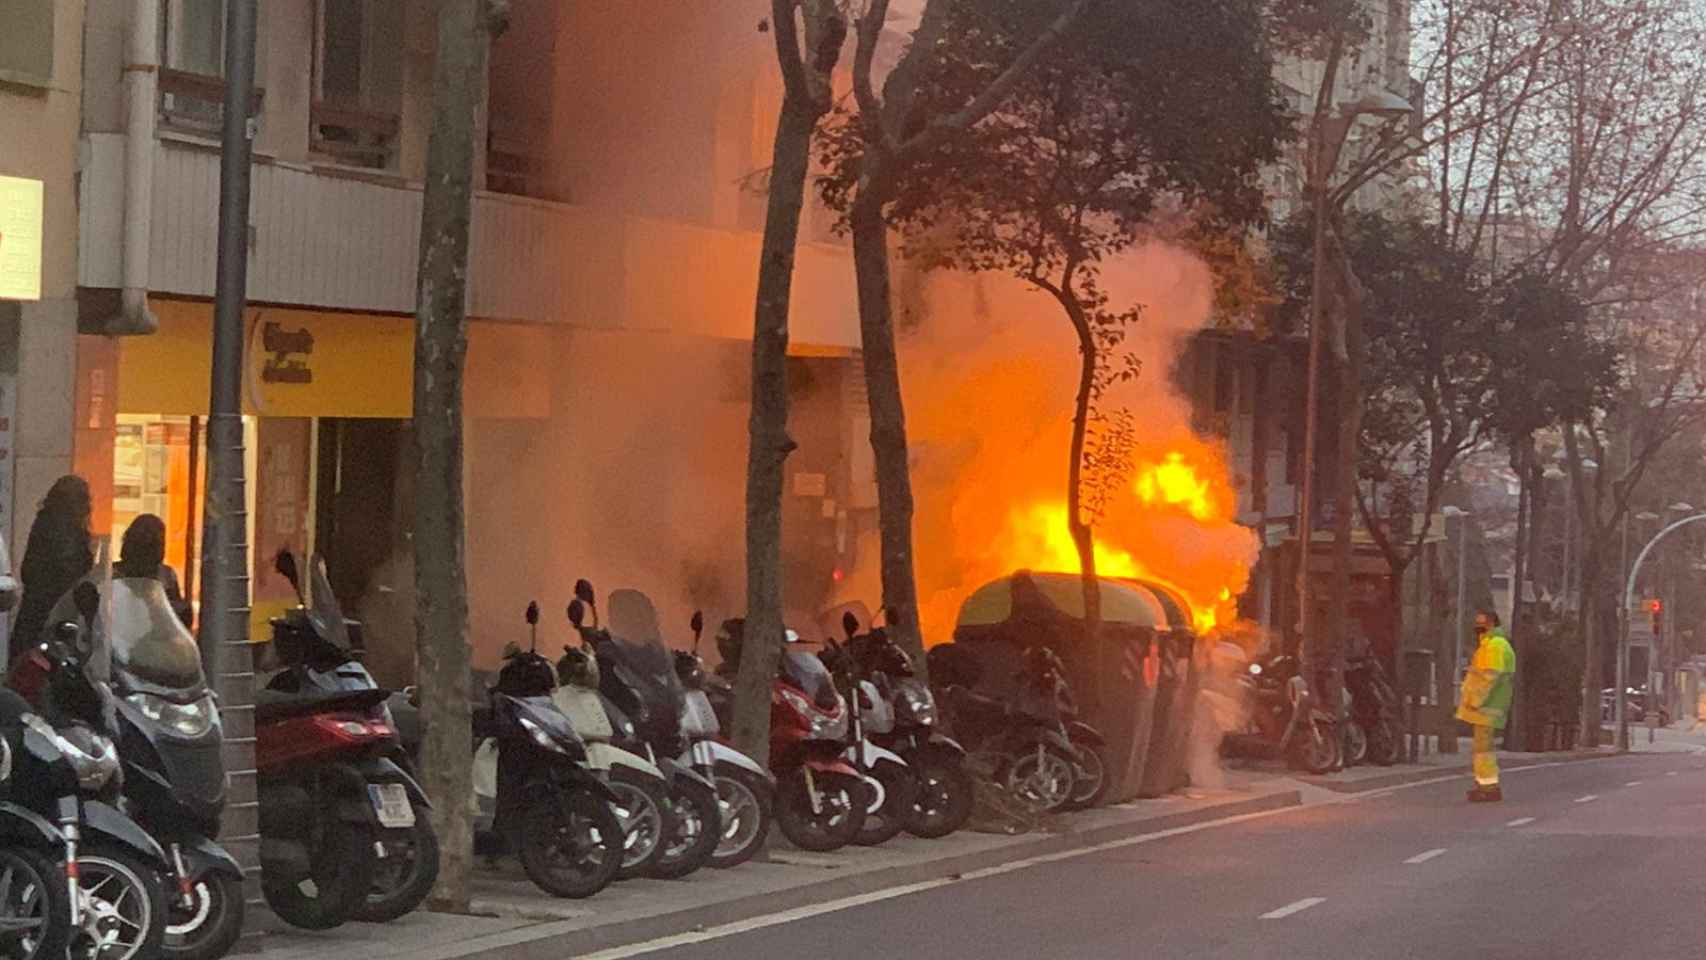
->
[158,68,264,138]
[310,101,401,171]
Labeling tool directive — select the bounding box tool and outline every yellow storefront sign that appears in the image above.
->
[0,174,45,301]
[119,299,549,419]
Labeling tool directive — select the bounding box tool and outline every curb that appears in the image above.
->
[1298,749,1616,794]
[437,790,1303,960]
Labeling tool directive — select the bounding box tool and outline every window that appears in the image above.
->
[312,0,405,170]
[157,1,263,137]
[0,0,54,86]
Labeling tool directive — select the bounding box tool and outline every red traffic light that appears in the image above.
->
[1650,599,1664,613]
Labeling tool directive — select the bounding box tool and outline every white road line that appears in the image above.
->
[1667,771,1679,776]
[1404,848,1448,864]
[579,802,1306,959]
[1506,817,1536,827]
[1575,794,1599,803]
[1625,780,1643,787]
[1260,898,1327,920]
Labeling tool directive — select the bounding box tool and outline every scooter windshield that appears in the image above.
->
[780,650,835,703]
[107,578,204,694]
[600,590,685,739]
[307,553,352,652]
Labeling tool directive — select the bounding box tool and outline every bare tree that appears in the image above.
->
[411,0,506,912]
[733,1,848,765]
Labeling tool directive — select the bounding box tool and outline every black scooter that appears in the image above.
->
[837,614,974,838]
[7,583,173,960]
[1345,649,1401,767]
[483,603,624,898]
[929,643,1082,813]
[1222,653,1340,774]
[72,577,243,960]
[263,550,438,923]
[568,582,721,879]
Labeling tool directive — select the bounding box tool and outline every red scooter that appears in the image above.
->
[768,647,869,851]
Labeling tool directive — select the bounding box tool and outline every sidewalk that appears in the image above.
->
[246,747,1625,960]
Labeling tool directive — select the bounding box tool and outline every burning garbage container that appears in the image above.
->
[951,570,1190,803]
[1130,581,1200,797]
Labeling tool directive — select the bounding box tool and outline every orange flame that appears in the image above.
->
[1003,441,1247,632]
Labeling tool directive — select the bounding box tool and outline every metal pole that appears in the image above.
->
[1454,514,1467,702]
[199,0,259,889]
[1621,513,1706,752]
[1297,117,1345,670]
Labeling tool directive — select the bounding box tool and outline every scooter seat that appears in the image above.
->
[943,685,1010,724]
[254,686,390,723]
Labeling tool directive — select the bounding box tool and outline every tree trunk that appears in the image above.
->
[1511,447,1545,750]
[733,88,822,765]
[850,184,925,665]
[1067,314,1103,706]
[411,0,491,912]
[1577,547,1605,748]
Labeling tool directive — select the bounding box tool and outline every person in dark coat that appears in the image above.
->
[10,475,95,666]
[116,513,193,628]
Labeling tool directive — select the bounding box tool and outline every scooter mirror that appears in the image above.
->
[842,611,860,639]
[52,621,82,653]
[573,579,596,607]
[274,549,301,595]
[691,611,704,635]
[525,601,540,626]
[568,599,586,629]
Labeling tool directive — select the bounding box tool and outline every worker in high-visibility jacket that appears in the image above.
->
[1456,610,1517,802]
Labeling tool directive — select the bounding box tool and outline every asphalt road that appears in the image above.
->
[602,753,1706,960]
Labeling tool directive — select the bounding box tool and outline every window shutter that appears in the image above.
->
[0,0,55,86]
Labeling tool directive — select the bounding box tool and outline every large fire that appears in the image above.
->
[871,246,1262,648]
[995,439,1247,632]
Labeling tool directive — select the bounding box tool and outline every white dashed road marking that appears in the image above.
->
[1625,781,1642,787]
[1667,771,1679,777]
[1404,848,1448,864]
[1261,898,1327,920]
[1575,795,1599,803]
[1506,817,1536,827]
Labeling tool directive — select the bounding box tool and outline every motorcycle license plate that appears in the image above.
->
[370,783,416,829]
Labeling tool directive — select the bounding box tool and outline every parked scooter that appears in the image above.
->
[260,550,436,926]
[7,581,173,960]
[836,615,973,837]
[567,583,721,879]
[715,618,869,850]
[669,613,774,869]
[928,643,1082,813]
[818,621,917,846]
[480,611,624,898]
[550,608,675,881]
[1222,653,1340,774]
[1341,641,1400,767]
[0,686,71,960]
[51,576,244,960]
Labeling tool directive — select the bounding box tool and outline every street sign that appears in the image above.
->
[0,175,44,301]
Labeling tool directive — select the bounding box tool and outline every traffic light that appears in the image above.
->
[1650,598,1664,637]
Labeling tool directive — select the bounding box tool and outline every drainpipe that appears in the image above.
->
[106,0,161,336]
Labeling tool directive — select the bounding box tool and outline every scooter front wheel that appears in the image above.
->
[163,870,245,960]
[0,847,70,960]
[902,752,974,839]
[853,761,916,847]
[1287,718,1340,774]
[1002,743,1078,814]
[775,768,867,852]
[708,765,772,869]
[518,791,623,899]
[650,780,721,879]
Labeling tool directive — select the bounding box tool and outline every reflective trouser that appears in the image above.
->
[1471,723,1499,787]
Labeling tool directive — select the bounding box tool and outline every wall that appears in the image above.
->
[1,0,83,556]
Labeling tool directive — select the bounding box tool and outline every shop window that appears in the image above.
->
[157,0,265,137]
[0,0,53,86]
[311,0,404,170]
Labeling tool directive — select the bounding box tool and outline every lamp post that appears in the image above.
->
[1444,506,1469,706]
[1619,511,1706,751]
[1296,91,1412,673]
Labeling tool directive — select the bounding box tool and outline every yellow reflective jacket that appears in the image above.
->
[1456,629,1516,729]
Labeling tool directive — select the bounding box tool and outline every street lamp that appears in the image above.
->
[1619,512,1706,750]
[1295,90,1415,672]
